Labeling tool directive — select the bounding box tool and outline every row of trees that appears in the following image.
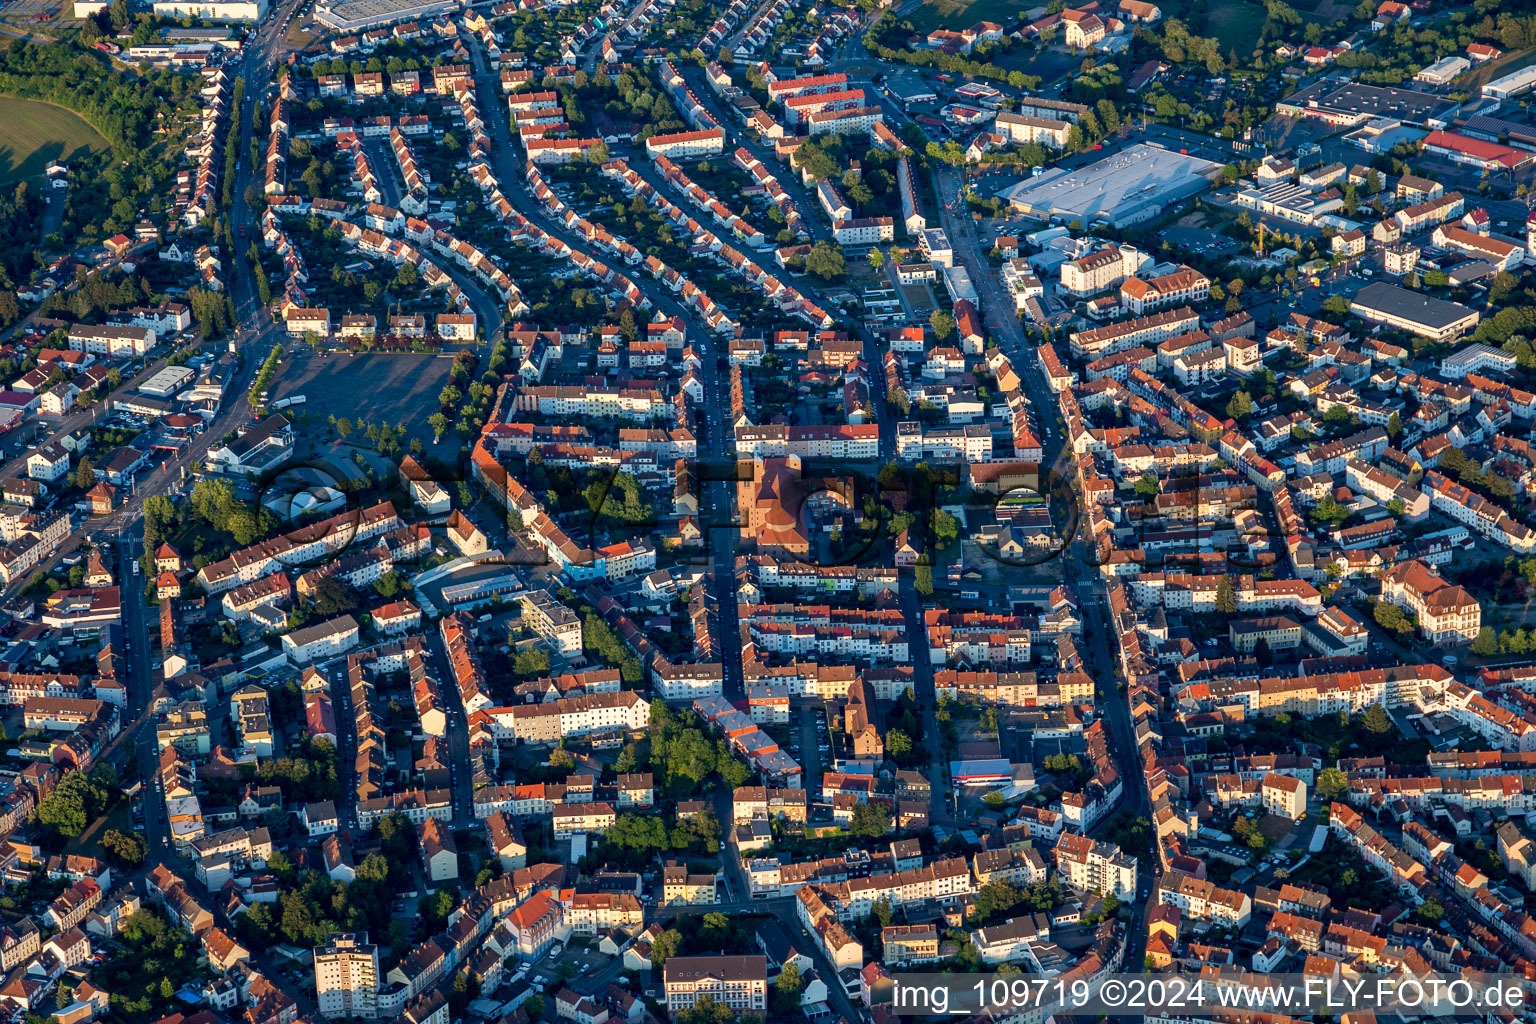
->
[862,12,1042,88]
[248,343,285,406]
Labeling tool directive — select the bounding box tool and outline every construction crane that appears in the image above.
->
[1256,219,1268,257]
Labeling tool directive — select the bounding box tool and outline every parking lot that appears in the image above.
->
[1160,224,1242,257]
[268,349,455,443]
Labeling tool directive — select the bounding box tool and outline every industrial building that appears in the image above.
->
[313,0,459,30]
[1275,81,1457,127]
[997,145,1223,228]
[1348,282,1480,343]
[150,0,266,19]
[1484,65,1536,100]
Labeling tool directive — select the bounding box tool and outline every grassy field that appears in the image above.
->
[1205,2,1266,57]
[908,0,1020,33]
[0,96,108,184]
[1456,44,1536,93]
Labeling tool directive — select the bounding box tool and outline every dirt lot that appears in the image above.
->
[268,350,454,443]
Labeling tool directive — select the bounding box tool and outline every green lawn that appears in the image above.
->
[1206,2,1266,57]
[65,797,133,861]
[0,96,108,184]
[909,0,1024,33]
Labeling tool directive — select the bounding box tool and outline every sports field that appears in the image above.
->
[0,96,108,184]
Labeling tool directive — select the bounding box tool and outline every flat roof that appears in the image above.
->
[313,0,457,29]
[1484,65,1536,97]
[139,365,195,395]
[998,144,1223,227]
[1282,81,1457,125]
[1350,281,1477,331]
[887,74,937,103]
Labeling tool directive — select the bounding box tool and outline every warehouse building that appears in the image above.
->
[997,145,1223,228]
[314,0,459,30]
[1275,81,1457,127]
[1348,282,1479,343]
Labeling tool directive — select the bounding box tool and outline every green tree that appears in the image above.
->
[101,828,147,865]
[1470,626,1499,657]
[1225,389,1254,420]
[311,578,356,617]
[773,963,804,1016]
[805,241,846,281]
[1315,767,1349,802]
[512,648,551,678]
[931,309,956,341]
[650,928,683,967]
[1134,474,1159,499]
[35,764,116,839]
[849,801,892,838]
[1214,574,1238,615]
[1361,703,1392,735]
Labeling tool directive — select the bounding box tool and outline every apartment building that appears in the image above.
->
[517,590,581,656]
[503,889,569,959]
[662,862,718,905]
[1119,266,1211,315]
[1053,832,1137,898]
[1069,307,1201,360]
[68,324,155,358]
[314,933,379,1019]
[766,73,848,103]
[1380,559,1481,644]
[1060,244,1142,297]
[1157,873,1252,929]
[734,424,880,459]
[663,956,768,1014]
[1262,773,1307,819]
[972,914,1051,965]
[880,924,940,966]
[645,129,725,159]
[1395,191,1464,234]
[567,893,643,936]
[280,615,362,665]
[478,690,650,744]
[831,217,895,244]
[994,112,1071,148]
[551,801,616,838]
